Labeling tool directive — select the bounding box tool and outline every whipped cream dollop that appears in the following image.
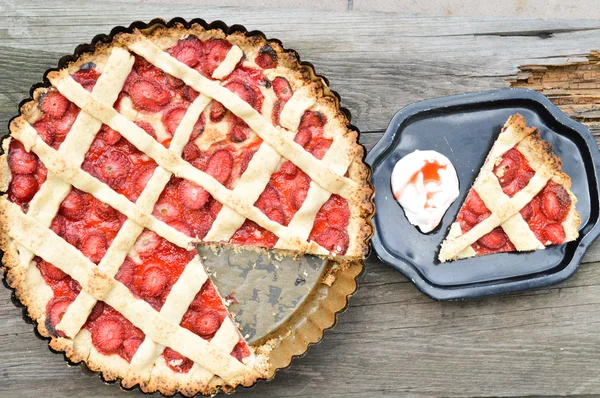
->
[390,150,459,233]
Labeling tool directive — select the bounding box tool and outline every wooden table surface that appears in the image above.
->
[2,1,600,397]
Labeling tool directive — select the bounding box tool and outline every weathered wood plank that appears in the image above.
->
[1,2,600,397]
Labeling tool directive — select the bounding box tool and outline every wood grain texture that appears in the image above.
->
[1,1,600,397]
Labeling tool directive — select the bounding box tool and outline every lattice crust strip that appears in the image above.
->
[439,114,580,262]
[1,198,261,386]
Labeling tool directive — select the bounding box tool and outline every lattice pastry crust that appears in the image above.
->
[0,23,374,396]
[439,114,580,262]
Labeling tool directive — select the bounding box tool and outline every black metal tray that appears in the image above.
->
[366,88,600,301]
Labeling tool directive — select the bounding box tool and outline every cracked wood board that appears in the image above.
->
[508,50,600,144]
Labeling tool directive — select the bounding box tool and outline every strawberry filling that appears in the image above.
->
[521,181,570,245]
[34,67,97,150]
[53,188,126,263]
[84,304,145,361]
[457,190,516,255]
[493,148,535,197]
[82,131,158,202]
[295,111,332,160]
[7,141,47,209]
[308,195,351,255]
[115,230,195,311]
[164,281,250,373]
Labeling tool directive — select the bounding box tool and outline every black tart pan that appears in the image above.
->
[366,88,600,301]
[2,17,373,396]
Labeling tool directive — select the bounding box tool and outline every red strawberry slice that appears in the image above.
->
[209,198,223,218]
[542,183,570,221]
[130,79,171,112]
[99,125,122,145]
[461,209,479,226]
[190,113,206,141]
[166,74,185,89]
[240,150,256,175]
[193,310,221,339]
[477,228,508,250]
[163,347,193,373]
[97,150,133,185]
[153,198,183,222]
[309,140,331,160]
[231,343,247,362]
[53,103,79,135]
[188,292,204,311]
[315,228,349,255]
[294,128,312,148]
[224,81,256,108]
[182,86,199,102]
[11,175,38,202]
[210,101,227,122]
[46,297,73,336]
[229,124,248,143]
[163,107,187,136]
[36,163,48,183]
[141,265,169,297]
[520,203,533,222]
[9,145,38,175]
[291,187,308,210]
[182,143,201,162]
[37,259,68,281]
[326,204,350,228]
[300,111,325,130]
[255,184,281,211]
[542,223,566,245]
[135,230,161,255]
[70,279,82,294]
[279,161,298,179]
[81,233,108,263]
[168,36,203,68]
[92,317,125,354]
[272,99,284,126]
[72,64,101,91]
[50,215,66,236]
[202,39,232,76]
[255,44,278,69]
[33,122,56,146]
[494,149,521,186]
[170,221,193,237]
[39,91,70,119]
[135,121,157,140]
[464,191,488,216]
[115,258,136,286]
[290,174,311,210]
[183,209,213,239]
[94,201,117,221]
[134,165,156,195]
[272,77,292,101]
[87,302,105,323]
[178,180,210,210]
[206,150,233,185]
[163,107,205,139]
[266,206,285,225]
[123,337,143,362]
